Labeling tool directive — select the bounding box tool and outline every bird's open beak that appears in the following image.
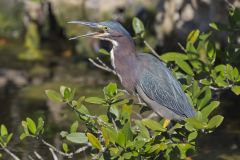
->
[68,21,106,40]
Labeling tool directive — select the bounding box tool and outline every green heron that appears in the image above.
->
[69,20,195,122]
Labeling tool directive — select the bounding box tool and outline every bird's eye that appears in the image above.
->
[103,26,109,30]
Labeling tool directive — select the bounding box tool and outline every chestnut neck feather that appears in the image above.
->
[110,36,138,92]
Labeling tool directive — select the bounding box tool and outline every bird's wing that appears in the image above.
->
[136,53,195,118]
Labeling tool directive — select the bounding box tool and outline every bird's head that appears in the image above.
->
[68,20,132,45]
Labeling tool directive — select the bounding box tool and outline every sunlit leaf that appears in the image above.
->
[45,90,62,102]
[201,101,220,119]
[87,133,102,150]
[188,131,198,142]
[160,52,188,62]
[207,115,224,129]
[141,119,166,132]
[231,85,240,95]
[26,118,37,134]
[70,121,78,133]
[62,143,69,153]
[101,127,110,146]
[66,132,88,144]
[132,17,145,38]
[1,125,8,136]
[176,60,194,76]
[85,97,105,104]
[187,29,200,44]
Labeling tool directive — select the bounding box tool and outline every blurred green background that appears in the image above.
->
[0,0,240,159]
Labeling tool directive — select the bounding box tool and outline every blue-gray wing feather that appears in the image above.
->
[137,53,195,118]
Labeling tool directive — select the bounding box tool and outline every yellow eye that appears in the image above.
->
[104,26,109,30]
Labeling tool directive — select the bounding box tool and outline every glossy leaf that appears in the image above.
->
[85,97,105,104]
[101,127,109,146]
[141,119,166,132]
[45,90,62,102]
[187,29,200,44]
[176,60,194,76]
[201,101,220,119]
[62,143,69,153]
[1,125,8,136]
[87,133,102,150]
[66,133,88,144]
[132,17,145,37]
[160,52,188,62]
[231,85,240,95]
[188,131,198,142]
[70,121,78,133]
[26,118,37,134]
[207,115,224,129]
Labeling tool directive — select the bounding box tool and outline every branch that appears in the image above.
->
[34,151,44,160]
[49,148,58,160]
[41,139,89,158]
[0,144,20,160]
[88,58,116,75]
[209,84,233,91]
[143,40,161,59]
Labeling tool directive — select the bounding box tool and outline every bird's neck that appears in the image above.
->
[110,37,138,92]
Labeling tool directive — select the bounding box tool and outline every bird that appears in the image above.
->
[68,20,195,124]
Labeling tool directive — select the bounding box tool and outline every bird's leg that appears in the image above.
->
[163,119,171,128]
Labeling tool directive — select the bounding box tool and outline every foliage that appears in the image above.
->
[1,7,240,160]
[19,22,43,61]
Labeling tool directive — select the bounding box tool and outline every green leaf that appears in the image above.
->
[98,48,110,55]
[45,90,62,102]
[62,143,69,153]
[60,131,68,138]
[176,60,194,76]
[1,125,8,136]
[177,143,193,159]
[21,121,29,135]
[132,17,145,37]
[6,133,13,145]
[70,121,78,133]
[26,118,37,134]
[101,127,110,146]
[20,133,27,140]
[141,119,166,132]
[231,85,240,95]
[188,131,198,142]
[87,133,102,150]
[135,120,150,139]
[186,118,207,129]
[160,52,188,62]
[66,132,88,144]
[104,83,117,97]
[187,29,200,44]
[85,97,105,104]
[197,87,212,110]
[201,101,220,119]
[209,22,220,30]
[37,117,44,134]
[207,115,224,129]
[116,131,125,147]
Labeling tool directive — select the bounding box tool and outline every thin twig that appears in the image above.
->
[88,58,116,75]
[209,84,233,91]
[28,155,35,160]
[49,148,58,160]
[0,144,20,160]
[177,42,187,52]
[144,40,161,59]
[34,151,44,160]
[41,139,73,158]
